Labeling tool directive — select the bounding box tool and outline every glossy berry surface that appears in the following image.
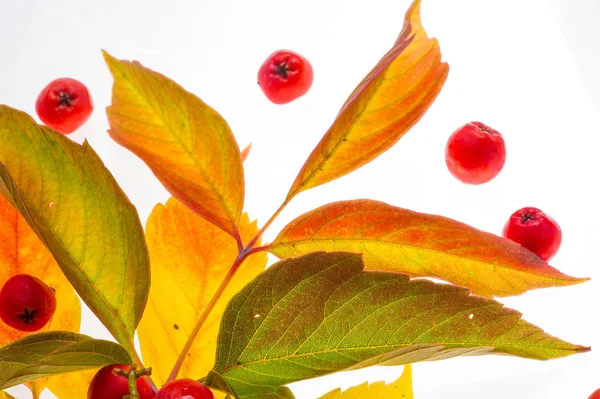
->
[35,77,93,134]
[87,364,155,399]
[589,389,600,399]
[445,121,506,184]
[156,379,214,399]
[258,50,313,104]
[503,207,562,261]
[0,274,57,332]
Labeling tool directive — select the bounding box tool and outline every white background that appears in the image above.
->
[1,0,599,397]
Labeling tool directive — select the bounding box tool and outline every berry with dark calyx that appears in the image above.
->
[87,364,155,399]
[0,274,57,332]
[258,50,313,104]
[35,77,93,134]
[156,379,214,399]
[445,121,506,184]
[502,207,562,261]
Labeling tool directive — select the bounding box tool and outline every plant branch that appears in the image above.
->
[167,250,247,382]
[114,366,152,399]
[132,345,158,392]
[234,229,244,253]
[246,199,289,249]
[245,244,271,256]
[167,198,291,383]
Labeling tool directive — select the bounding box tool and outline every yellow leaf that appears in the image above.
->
[0,195,81,396]
[25,381,42,399]
[104,52,245,238]
[46,369,98,399]
[319,365,413,399]
[138,198,267,385]
[287,0,448,200]
[0,390,16,399]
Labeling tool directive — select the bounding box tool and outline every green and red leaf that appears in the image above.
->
[269,200,588,297]
[208,252,588,398]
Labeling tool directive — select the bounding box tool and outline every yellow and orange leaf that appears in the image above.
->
[137,198,267,385]
[46,369,97,399]
[104,52,245,238]
[241,143,252,163]
[270,200,589,297]
[0,391,16,399]
[287,0,448,200]
[0,195,81,396]
[319,365,413,399]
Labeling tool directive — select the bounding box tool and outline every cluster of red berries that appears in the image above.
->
[87,364,213,399]
[445,121,562,260]
[257,51,563,261]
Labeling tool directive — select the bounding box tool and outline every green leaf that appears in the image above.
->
[0,106,150,354]
[0,331,132,390]
[208,371,295,399]
[209,252,589,398]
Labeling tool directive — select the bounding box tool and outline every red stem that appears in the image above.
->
[167,250,248,382]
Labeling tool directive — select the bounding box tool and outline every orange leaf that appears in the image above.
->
[270,200,589,297]
[104,52,245,238]
[137,198,267,385]
[287,0,448,200]
[241,143,252,163]
[0,195,81,394]
[0,195,81,344]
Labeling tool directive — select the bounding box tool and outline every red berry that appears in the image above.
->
[88,364,155,399]
[445,121,506,184]
[35,77,93,134]
[589,389,600,399]
[0,274,57,332]
[502,207,562,261]
[156,379,214,399]
[258,50,313,104]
